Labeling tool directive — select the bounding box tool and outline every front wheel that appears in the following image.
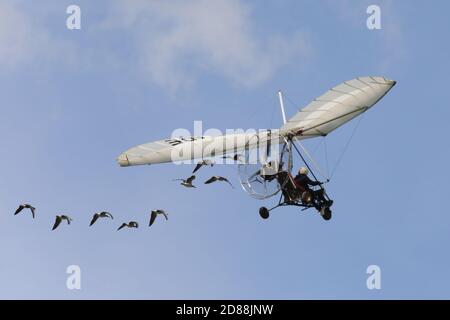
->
[320,206,332,221]
[259,207,270,220]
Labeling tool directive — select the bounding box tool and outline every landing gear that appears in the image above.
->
[259,207,270,219]
[320,206,332,221]
[258,198,333,221]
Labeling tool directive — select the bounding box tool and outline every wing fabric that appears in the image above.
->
[280,76,396,138]
[117,77,395,167]
[117,131,283,166]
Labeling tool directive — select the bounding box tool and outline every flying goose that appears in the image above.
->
[173,175,196,188]
[149,209,168,227]
[192,159,214,174]
[222,154,242,162]
[117,221,139,231]
[204,176,234,188]
[52,215,73,230]
[14,204,36,218]
[89,211,114,226]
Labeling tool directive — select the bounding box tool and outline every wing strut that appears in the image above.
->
[278,91,287,124]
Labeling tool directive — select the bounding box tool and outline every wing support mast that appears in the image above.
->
[278,91,287,125]
[278,91,330,182]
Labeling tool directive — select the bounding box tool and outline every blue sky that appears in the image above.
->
[0,0,449,299]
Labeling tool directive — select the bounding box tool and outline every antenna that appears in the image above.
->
[278,91,287,124]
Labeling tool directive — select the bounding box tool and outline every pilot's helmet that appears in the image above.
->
[299,167,309,175]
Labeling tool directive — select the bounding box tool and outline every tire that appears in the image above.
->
[259,207,270,219]
[320,206,332,221]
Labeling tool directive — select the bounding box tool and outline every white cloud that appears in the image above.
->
[0,1,39,68]
[377,0,407,72]
[0,1,311,92]
[104,0,310,93]
[0,1,75,71]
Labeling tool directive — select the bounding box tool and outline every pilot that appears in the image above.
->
[294,167,326,202]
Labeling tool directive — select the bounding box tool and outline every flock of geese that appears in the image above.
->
[13,157,238,231]
[14,204,169,231]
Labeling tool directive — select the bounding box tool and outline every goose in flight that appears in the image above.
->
[14,204,36,218]
[149,209,168,227]
[89,211,114,226]
[52,215,73,230]
[192,159,214,174]
[222,154,242,162]
[117,221,139,231]
[173,175,196,188]
[204,176,234,188]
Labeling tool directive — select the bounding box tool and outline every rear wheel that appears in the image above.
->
[259,207,270,219]
[320,206,332,221]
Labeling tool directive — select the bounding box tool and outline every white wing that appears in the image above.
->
[117,130,282,166]
[280,76,396,138]
[118,77,396,167]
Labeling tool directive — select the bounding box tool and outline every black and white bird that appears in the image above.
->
[14,204,36,218]
[117,221,139,231]
[173,175,196,188]
[192,159,214,173]
[149,209,168,227]
[52,215,73,230]
[89,211,114,226]
[204,176,234,188]
[222,154,242,162]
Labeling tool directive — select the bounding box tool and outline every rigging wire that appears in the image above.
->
[291,140,331,201]
[324,137,330,178]
[308,136,324,157]
[279,90,364,181]
[294,137,330,181]
[291,140,320,182]
[284,91,330,180]
[329,113,365,178]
